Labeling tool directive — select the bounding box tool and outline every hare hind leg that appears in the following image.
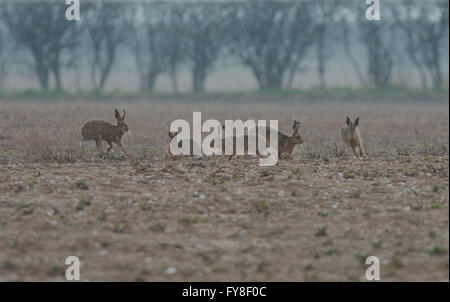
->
[106,140,114,152]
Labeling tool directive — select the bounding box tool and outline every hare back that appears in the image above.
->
[215,135,268,155]
[81,120,117,140]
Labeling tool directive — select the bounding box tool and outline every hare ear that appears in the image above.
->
[121,110,126,119]
[293,121,300,133]
[115,109,120,119]
[354,117,360,127]
[346,116,351,127]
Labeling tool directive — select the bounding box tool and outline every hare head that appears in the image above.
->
[115,109,129,132]
[345,117,359,140]
[291,120,304,144]
[168,131,178,139]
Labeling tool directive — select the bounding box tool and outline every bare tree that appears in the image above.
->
[84,1,133,90]
[394,0,448,89]
[230,1,316,90]
[1,1,80,90]
[180,3,227,92]
[164,4,186,93]
[0,26,12,89]
[359,23,394,88]
[341,19,367,86]
[341,0,398,88]
[129,3,186,92]
[311,0,339,88]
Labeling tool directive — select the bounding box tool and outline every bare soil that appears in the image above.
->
[0,100,448,281]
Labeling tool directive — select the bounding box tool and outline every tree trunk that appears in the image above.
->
[170,64,178,94]
[145,71,158,91]
[317,28,326,88]
[430,45,442,89]
[192,66,206,92]
[36,60,50,90]
[343,26,366,86]
[52,64,62,90]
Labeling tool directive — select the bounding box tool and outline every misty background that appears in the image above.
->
[0,0,448,93]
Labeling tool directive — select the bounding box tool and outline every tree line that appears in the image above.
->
[0,0,448,92]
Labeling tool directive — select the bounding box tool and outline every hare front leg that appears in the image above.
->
[96,134,106,154]
[359,143,366,157]
[351,146,359,158]
[117,142,128,156]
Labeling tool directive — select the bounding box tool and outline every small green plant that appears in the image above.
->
[343,172,354,179]
[291,168,301,175]
[318,209,329,217]
[212,266,227,273]
[151,223,165,232]
[113,223,126,233]
[371,238,381,249]
[350,192,361,198]
[315,226,327,236]
[323,246,338,255]
[139,202,153,211]
[426,245,446,255]
[48,264,65,277]
[100,241,110,248]
[255,201,268,212]
[182,217,197,224]
[134,275,146,282]
[428,203,439,209]
[428,230,436,238]
[354,252,369,268]
[390,256,404,268]
[68,219,79,227]
[76,197,91,211]
[20,203,34,215]
[411,203,422,210]
[2,260,18,270]
[404,170,418,177]
[206,176,215,184]
[15,183,24,193]
[75,180,89,190]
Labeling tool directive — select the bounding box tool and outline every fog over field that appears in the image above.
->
[0,0,448,93]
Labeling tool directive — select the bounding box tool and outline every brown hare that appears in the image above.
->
[210,132,264,160]
[274,120,304,159]
[208,124,269,160]
[213,121,304,160]
[341,117,366,158]
[166,131,201,160]
[81,109,129,155]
